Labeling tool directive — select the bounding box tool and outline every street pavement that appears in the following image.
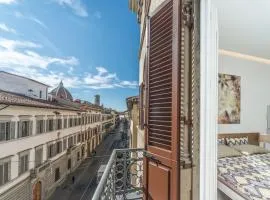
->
[49,122,126,200]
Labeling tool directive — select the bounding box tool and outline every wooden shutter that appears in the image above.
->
[139,83,145,129]
[144,0,181,200]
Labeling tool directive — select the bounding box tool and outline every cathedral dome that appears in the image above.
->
[50,81,73,101]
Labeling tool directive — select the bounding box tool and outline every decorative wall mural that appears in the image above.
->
[218,74,241,124]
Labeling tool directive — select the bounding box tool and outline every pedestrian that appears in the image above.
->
[72,176,75,184]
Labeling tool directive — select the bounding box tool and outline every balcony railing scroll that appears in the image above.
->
[92,148,144,200]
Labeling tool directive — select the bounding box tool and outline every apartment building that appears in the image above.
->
[126,96,142,149]
[0,71,49,100]
[0,75,115,200]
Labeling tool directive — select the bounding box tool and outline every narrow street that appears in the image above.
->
[49,121,127,200]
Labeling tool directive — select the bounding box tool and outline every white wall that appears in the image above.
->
[0,72,48,100]
[218,55,270,134]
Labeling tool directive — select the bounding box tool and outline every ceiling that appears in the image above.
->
[213,0,270,59]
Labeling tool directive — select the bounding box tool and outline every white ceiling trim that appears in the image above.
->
[219,49,270,65]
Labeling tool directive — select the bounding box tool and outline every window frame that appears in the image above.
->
[19,151,29,175]
[0,157,11,186]
[35,146,43,167]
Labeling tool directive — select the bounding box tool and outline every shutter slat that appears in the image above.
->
[149,141,171,150]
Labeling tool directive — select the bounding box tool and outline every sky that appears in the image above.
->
[0,0,140,111]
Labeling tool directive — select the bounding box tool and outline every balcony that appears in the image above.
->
[92,148,144,200]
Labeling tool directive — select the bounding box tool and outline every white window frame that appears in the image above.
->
[0,157,11,186]
[36,120,44,134]
[200,1,219,200]
[35,145,43,167]
[0,121,11,141]
[19,151,29,175]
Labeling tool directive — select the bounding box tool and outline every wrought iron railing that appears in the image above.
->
[92,148,144,200]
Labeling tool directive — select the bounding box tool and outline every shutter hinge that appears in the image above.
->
[180,116,193,127]
[182,1,194,29]
[144,152,161,165]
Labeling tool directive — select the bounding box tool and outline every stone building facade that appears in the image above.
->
[0,75,115,200]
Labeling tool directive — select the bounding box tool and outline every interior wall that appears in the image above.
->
[218,54,270,134]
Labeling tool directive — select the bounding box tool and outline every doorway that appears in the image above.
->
[33,181,42,200]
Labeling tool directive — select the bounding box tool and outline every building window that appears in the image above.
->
[69,118,73,128]
[56,119,62,130]
[67,159,71,170]
[0,121,15,141]
[68,137,73,148]
[36,120,44,134]
[18,121,32,138]
[82,133,85,142]
[82,116,85,125]
[19,153,29,175]
[63,138,67,151]
[48,144,55,158]
[35,146,43,167]
[39,91,42,98]
[78,134,81,143]
[0,158,10,186]
[55,168,60,182]
[64,118,67,129]
[77,152,80,161]
[73,135,76,144]
[56,141,62,154]
[78,118,81,125]
[47,119,54,132]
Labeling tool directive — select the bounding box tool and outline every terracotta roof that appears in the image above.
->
[0,90,79,111]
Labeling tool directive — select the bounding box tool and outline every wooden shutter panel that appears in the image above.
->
[144,1,181,200]
[148,1,173,150]
[139,84,144,129]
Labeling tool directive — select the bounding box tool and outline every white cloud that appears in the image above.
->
[0,0,17,4]
[0,38,137,90]
[0,38,78,69]
[83,67,138,89]
[14,11,48,29]
[55,0,88,17]
[0,23,16,34]
[0,38,41,50]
